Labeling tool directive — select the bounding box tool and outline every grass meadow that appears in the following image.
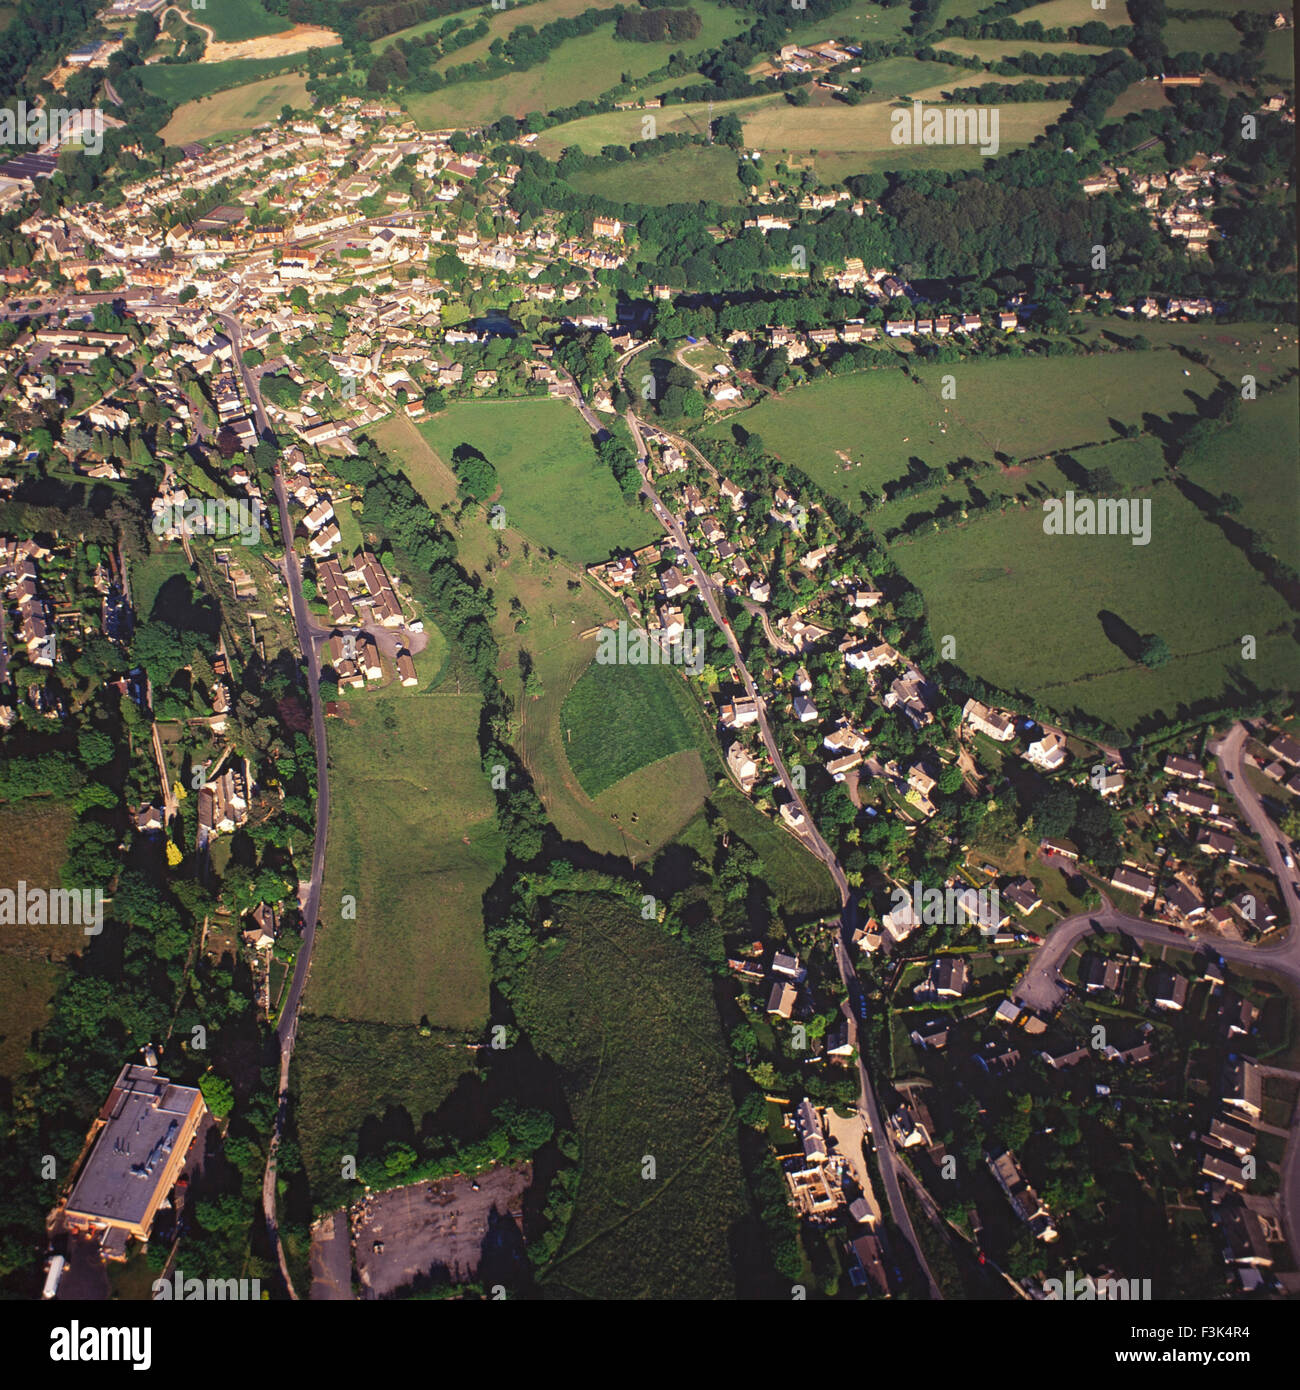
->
[308,688,504,1031]
[0,802,77,1085]
[415,400,659,565]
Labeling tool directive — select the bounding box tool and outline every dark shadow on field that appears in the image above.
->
[1097,610,1144,663]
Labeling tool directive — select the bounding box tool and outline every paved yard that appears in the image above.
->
[352,1162,531,1298]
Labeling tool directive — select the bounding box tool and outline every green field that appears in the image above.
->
[513,890,753,1298]
[130,548,192,622]
[891,486,1300,733]
[1162,17,1242,55]
[561,658,701,798]
[1012,0,1132,25]
[416,400,658,565]
[200,0,289,42]
[1180,384,1300,572]
[567,145,742,206]
[402,0,747,129]
[308,688,504,1031]
[870,433,1170,535]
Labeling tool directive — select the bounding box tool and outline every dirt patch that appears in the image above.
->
[352,1162,531,1297]
[204,23,341,64]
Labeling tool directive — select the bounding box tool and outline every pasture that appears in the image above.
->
[0,801,77,1085]
[402,1,746,129]
[1179,384,1300,573]
[702,366,987,507]
[415,399,658,565]
[307,689,504,1032]
[890,486,1299,734]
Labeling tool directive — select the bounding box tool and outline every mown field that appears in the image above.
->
[1162,17,1242,55]
[566,145,741,207]
[561,658,701,798]
[415,399,658,565]
[537,87,1067,173]
[890,485,1299,733]
[934,37,1113,59]
[307,688,504,1031]
[513,890,753,1299]
[402,0,747,129]
[156,69,314,142]
[0,801,78,1086]
[1013,0,1132,25]
[711,324,1294,516]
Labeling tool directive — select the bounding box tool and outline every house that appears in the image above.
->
[772,951,806,982]
[1110,866,1156,900]
[1039,838,1079,862]
[1216,992,1259,1039]
[986,1147,1057,1241]
[793,693,820,723]
[1197,829,1235,856]
[1081,955,1123,993]
[726,740,759,791]
[395,650,418,686]
[719,697,758,728]
[931,956,969,998]
[1166,787,1219,816]
[882,895,918,944]
[1041,1046,1090,1070]
[795,1099,828,1163]
[1224,1058,1262,1120]
[1151,965,1189,1011]
[1214,1198,1273,1272]
[1003,878,1042,916]
[1207,1117,1256,1157]
[1026,729,1068,770]
[767,981,798,1019]
[962,698,1015,742]
[1164,754,1204,779]
[1201,1151,1249,1191]
[1164,876,1206,920]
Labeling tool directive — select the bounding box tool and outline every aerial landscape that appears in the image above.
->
[0,0,1294,1344]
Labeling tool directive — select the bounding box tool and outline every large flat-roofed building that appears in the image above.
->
[59,1064,205,1250]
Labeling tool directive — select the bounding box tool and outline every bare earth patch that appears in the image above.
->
[203,23,340,63]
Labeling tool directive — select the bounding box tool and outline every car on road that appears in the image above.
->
[1280,843,1294,869]
[1225,770,1234,780]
